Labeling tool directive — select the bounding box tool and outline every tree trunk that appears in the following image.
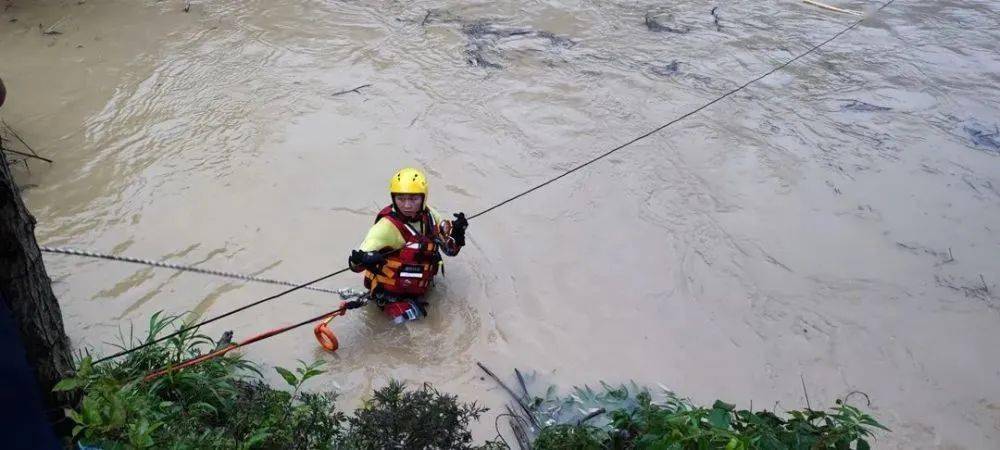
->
[0,148,75,427]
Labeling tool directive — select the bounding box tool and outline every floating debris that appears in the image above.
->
[40,16,69,35]
[644,12,690,34]
[331,84,372,97]
[895,241,951,264]
[650,60,681,77]
[465,40,503,69]
[839,99,891,112]
[963,121,1000,155]
[462,22,533,39]
[460,20,574,70]
[417,9,462,26]
[935,274,996,305]
[535,31,576,49]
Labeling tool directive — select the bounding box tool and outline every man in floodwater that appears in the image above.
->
[348,168,468,323]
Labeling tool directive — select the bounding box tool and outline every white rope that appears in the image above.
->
[40,246,346,295]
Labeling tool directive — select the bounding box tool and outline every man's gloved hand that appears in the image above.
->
[451,212,468,247]
[349,250,385,272]
[344,299,367,309]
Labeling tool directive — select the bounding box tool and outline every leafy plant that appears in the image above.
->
[53,312,888,449]
[275,359,327,399]
[533,385,889,450]
[532,424,605,449]
[344,380,489,449]
[54,312,343,449]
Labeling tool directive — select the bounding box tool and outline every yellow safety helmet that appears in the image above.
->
[389,167,428,197]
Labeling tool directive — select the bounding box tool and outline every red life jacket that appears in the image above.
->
[363,206,441,297]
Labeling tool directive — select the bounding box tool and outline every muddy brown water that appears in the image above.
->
[2,0,999,447]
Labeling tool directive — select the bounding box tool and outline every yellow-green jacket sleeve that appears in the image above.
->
[358,218,405,252]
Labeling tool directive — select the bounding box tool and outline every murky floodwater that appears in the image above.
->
[3,0,999,447]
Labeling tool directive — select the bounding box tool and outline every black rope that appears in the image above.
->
[94,1,893,364]
[93,267,351,364]
[470,0,895,220]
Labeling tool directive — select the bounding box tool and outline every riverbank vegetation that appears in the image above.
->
[55,313,887,449]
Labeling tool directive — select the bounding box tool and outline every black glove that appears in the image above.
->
[451,212,468,247]
[349,250,385,272]
[344,299,367,309]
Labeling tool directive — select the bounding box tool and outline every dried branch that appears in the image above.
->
[477,362,540,429]
[1,147,52,163]
[1,121,52,163]
[577,407,606,425]
[331,84,372,97]
[514,368,530,400]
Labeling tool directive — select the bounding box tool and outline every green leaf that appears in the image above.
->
[53,378,82,392]
[713,400,736,411]
[244,427,272,449]
[275,366,298,387]
[190,401,219,416]
[109,392,127,428]
[79,356,94,376]
[81,396,101,425]
[65,408,83,424]
[147,311,163,337]
[860,416,891,431]
[636,434,661,448]
[708,408,732,429]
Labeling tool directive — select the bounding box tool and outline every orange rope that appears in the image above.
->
[314,302,348,352]
[144,304,349,382]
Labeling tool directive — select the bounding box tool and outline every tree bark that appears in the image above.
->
[0,148,75,427]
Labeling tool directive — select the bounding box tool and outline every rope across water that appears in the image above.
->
[40,246,341,295]
[73,0,895,364]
